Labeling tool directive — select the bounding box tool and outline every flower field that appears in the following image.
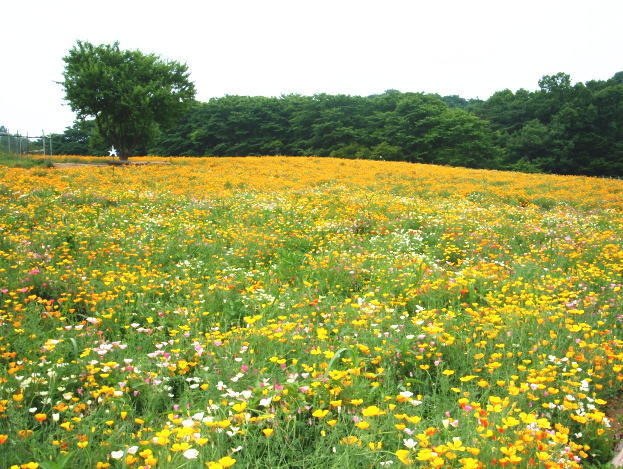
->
[0,156,622,469]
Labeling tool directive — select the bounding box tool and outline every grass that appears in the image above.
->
[0,156,622,469]
[0,154,140,168]
[0,154,55,168]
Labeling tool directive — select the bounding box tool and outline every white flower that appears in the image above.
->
[403,438,417,449]
[260,397,272,407]
[127,446,138,454]
[111,451,124,460]
[183,448,199,459]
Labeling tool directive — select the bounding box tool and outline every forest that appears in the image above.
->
[48,71,623,176]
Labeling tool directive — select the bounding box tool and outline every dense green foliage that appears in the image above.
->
[49,120,108,156]
[50,70,622,175]
[470,72,623,176]
[60,41,196,160]
[150,92,501,169]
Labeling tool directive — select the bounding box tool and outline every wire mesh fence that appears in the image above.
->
[0,131,53,156]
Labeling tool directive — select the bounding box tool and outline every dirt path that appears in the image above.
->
[52,161,171,168]
[608,395,623,467]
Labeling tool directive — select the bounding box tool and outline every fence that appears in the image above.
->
[0,131,53,156]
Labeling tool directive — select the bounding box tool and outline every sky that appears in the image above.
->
[1,0,622,136]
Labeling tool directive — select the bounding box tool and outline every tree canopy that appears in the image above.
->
[53,65,623,176]
[61,41,195,160]
[470,72,623,175]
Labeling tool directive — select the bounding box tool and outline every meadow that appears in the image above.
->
[0,156,622,469]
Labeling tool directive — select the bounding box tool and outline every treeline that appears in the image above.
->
[51,71,623,176]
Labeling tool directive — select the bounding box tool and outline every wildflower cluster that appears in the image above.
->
[0,156,622,468]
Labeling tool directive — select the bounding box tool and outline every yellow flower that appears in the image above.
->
[459,457,481,469]
[217,456,237,468]
[447,438,465,451]
[339,435,361,445]
[502,416,519,428]
[232,402,247,413]
[459,375,478,382]
[396,449,413,465]
[362,405,385,417]
[263,428,274,436]
[312,409,329,418]
[416,448,436,461]
[355,421,370,429]
[171,442,191,452]
[536,451,551,461]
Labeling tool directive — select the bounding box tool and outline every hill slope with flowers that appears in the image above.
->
[0,156,622,469]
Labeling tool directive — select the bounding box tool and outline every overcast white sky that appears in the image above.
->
[1,0,621,135]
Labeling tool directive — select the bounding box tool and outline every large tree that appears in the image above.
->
[61,41,195,160]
